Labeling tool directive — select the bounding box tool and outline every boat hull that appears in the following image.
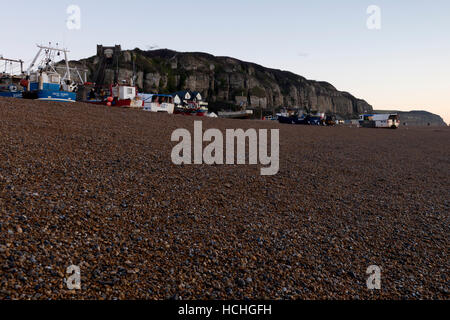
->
[278,116,296,124]
[23,90,76,102]
[174,108,207,116]
[85,99,143,108]
[0,92,23,98]
[278,115,324,125]
[196,111,208,117]
[218,111,254,119]
[143,103,175,114]
[174,110,194,116]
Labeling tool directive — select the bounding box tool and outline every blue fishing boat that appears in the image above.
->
[22,44,77,103]
[278,112,308,124]
[0,84,23,98]
[22,80,76,102]
[278,111,325,125]
[0,56,25,98]
[278,115,296,124]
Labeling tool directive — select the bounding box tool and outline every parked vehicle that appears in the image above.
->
[263,115,278,121]
[308,112,326,125]
[359,114,400,129]
[325,115,337,126]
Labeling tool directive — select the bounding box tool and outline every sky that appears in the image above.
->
[1,0,449,124]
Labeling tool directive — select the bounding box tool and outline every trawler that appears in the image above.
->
[84,81,144,108]
[83,45,143,108]
[22,44,77,102]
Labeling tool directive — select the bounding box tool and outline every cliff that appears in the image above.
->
[73,47,373,117]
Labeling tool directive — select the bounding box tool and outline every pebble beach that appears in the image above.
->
[0,97,448,300]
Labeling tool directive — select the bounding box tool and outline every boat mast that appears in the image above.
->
[27,47,43,75]
[64,49,71,81]
[27,44,71,79]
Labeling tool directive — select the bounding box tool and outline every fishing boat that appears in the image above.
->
[218,110,253,119]
[174,104,196,116]
[0,83,23,98]
[0,56,25,98]
[174,102,208,116]
[139,93,174,113]
[82,44,143,108]
[197,102,209,117]
[22,44,77,102]
[171,90,209,116]
[196,106,209,117]
[85,82,143,108]
[278,111,325,125]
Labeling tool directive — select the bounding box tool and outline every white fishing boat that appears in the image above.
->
[139,94,174,114]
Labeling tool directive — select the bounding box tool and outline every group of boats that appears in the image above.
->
[137,94,209,116]
[0,44,210,116]
[1,45,78,102]
[277,111,335,126]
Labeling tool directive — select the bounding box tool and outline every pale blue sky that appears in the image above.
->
[1,0,449,123]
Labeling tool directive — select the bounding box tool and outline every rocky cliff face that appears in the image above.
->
[77,48,373,117]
